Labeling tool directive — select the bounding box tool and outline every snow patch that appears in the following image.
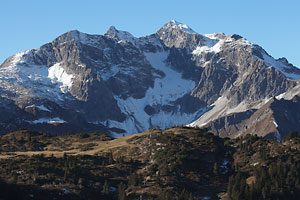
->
[204,33,219,40]
[275,84,300,100]
[239,38,252,46]
[276,92,286,100]
[25,105,51,112]
[261,53,300,80]
[167,20,197,34]
[25,105,36,109]
[106,26,137,45]
[192,36,221,57]
[144,51,196,104]
[190,94,273,128]
[264,97,272,104]
[189,96,230,127]
[274,132,281,142]
[48,63,74,93]
[36,105,51,112]
[10,51,28,66]
[273,120,278,127]
[28,117,66,124]
[192,43,221,55]
[68,31,103,48]
[0,57,72,101]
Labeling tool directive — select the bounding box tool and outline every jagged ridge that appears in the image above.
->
[0,20,300,138]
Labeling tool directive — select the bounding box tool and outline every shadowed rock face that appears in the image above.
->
[205,96,300,141]
[0,20,300,137]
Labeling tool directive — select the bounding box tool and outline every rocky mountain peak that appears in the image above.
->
[104,26,136,44]
[230,34,243,40]
[277,57,290,65]
[156,20,210,51]
[68,29,81,37]
[159,20,197,34]
[58,30,83,42]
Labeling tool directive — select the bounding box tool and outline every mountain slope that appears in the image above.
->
[203,95,300,141]
[0,20,300,137]
[1,127,300,199]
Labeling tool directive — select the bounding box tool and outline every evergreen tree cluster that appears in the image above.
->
[227,160,300,200]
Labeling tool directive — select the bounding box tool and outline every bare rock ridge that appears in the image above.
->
[0,20,300,138]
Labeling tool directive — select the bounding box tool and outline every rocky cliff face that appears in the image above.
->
[0,20,300,137]
[205,94,300,141]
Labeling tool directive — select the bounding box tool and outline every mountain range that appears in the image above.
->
[1,20,300,139]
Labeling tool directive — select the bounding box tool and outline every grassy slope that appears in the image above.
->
[1,128,300,200]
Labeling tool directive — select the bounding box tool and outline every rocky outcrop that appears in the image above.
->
[205,95,300,140]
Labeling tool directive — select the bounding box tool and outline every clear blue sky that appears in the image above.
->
[0,0,299,67]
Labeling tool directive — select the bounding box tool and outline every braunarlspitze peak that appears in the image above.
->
[159,19,197,34]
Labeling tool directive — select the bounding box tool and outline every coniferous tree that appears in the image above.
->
[128,173,138,186]
[64,169,68,182]
[284,131,299,141]
[103,180,109,195]
[213,162,219,176]
[179,188,192,200]
[227,176,234,198]
[108,152,114,165]
[118,182,126,200]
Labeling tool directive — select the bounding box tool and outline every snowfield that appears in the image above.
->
[48,63,74,93]
[94,51,206,136]
[27,117,66,124]
[0,53,74,101]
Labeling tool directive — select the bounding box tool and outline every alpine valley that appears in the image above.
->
[1,20,300,140]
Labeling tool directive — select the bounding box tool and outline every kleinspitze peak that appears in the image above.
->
[1,20,300,139]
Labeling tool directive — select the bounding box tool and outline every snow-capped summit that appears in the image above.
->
[60,30,90,43]
[161,20,197,34]
[105,26,137,44]
[156,20,205,50]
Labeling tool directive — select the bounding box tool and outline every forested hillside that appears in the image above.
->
[0,128,299,200]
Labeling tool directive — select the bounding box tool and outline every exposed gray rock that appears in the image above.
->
[1,20,300,138]
[206,96,300,140]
